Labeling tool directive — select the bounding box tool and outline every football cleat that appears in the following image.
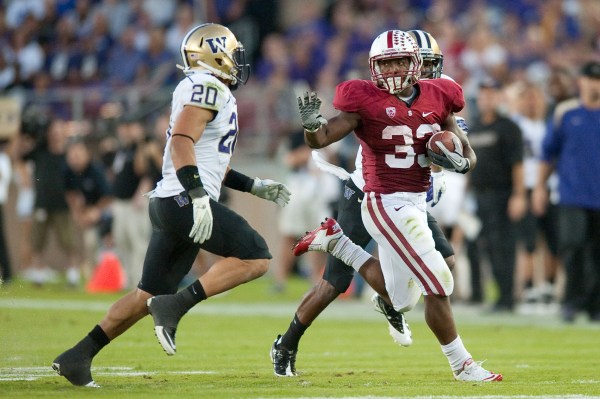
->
[371,294,413,347]
[52,348,99,387]
[454,359,503,382]
[292,218,343,256]
[270,335,297,377]
[147,296,188,356]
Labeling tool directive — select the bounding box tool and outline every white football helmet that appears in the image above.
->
[369,30,422,94]
[178,23,250,86]
[408,29,444,79]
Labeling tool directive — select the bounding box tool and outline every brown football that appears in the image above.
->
[427,130,462,155]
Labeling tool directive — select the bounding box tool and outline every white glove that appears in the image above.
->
[251,178,291,207]
[430,170,446,207]
[297,91,328,132]
[189,194,213,243]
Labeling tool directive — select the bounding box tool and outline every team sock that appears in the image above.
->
[280,314,308,351]
[330,236,372,272]
[175,280,207,311]
[74,325,110,358]
[441,335,471,373]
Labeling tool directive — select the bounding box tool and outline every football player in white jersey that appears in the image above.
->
[52,23,291,387]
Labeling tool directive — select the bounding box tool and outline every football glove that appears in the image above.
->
[426,170,446,207]
[188,188,213,244]
[428,137,470,174]
[250,178,291,207]
[297,91,327,132]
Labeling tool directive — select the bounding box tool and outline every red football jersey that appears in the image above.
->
[333,79,464,193]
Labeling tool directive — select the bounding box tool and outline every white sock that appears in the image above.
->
[441,335,471,372]
[330,236,372,271]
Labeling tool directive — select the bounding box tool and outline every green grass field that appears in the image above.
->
[1,276,599,398]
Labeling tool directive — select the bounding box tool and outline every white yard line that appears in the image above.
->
[0,366,216,382]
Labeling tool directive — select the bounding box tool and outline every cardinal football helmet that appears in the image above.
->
[178,23,250,86]
[408,29,444,79]
[369,30,422,94]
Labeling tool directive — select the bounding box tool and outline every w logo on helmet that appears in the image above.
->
[206,37,228,53]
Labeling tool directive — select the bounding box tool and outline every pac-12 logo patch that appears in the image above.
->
[386,107,396,118]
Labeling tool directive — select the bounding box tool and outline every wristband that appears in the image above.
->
[223,169,254,192]
[176,165,204,195]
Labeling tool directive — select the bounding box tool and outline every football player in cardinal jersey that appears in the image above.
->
[288,30,502,382]
[52,23,291,387]
[270,29,462,377]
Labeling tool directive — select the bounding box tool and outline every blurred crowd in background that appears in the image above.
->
[1,0,600,321]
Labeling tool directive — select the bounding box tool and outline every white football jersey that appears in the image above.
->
[152,71,238,201]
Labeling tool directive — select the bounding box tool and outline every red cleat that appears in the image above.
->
[292,218,343,256]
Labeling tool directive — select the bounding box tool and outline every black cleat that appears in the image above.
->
[270,335,297,377]
[371,294,413,346]
[52,348,99,387]
[147,296,187,355]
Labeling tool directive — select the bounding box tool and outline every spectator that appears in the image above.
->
[467,79,527,312]
[137,27,176,89]
[110,116,153,289]
[11,28,45,87]
[19,119,81,286]
[533,60,600,323]
[165,3,199,57]
[44,16,79,83]
[5,0,46,29]
[510,82,560,305]
[0,50,17,91]
[92,0,131,39]
[105,26,145,87]
[64,0,95,38]
[64,137,113,279]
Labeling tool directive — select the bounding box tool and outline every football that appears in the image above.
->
[427,130,462,155]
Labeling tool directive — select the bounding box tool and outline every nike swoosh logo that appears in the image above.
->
[394,206,405,211]
[453,158,464,168]
[422,112,433,117]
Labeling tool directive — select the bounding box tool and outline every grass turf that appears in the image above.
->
[1,276,599,398]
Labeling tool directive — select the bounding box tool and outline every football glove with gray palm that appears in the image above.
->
[429,136,470,174]
[297,91,327,132]
[251,178,291,207]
